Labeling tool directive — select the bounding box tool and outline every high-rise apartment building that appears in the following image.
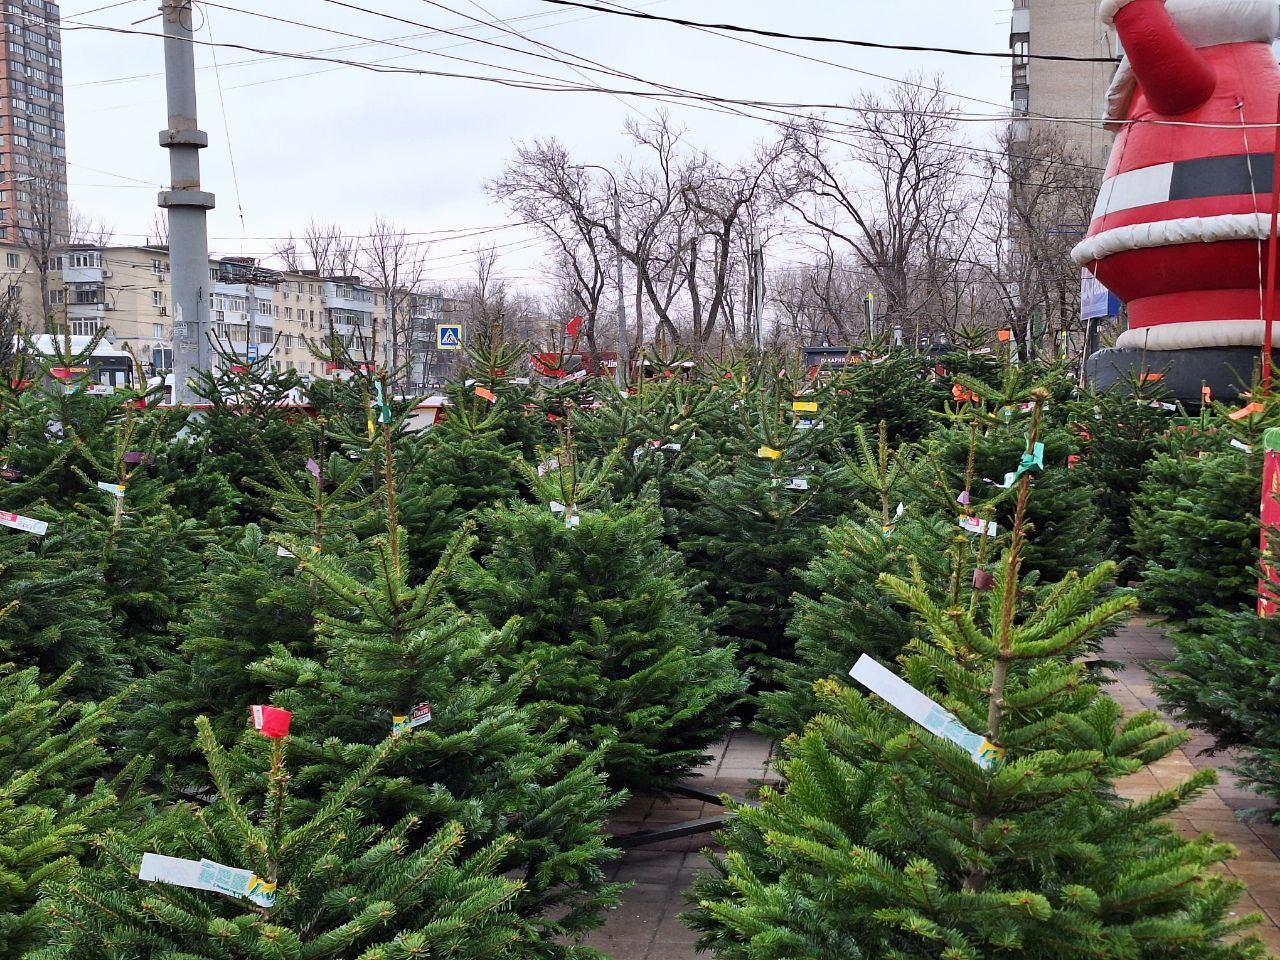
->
[1010,0,1117,169]
[0,0,65,243]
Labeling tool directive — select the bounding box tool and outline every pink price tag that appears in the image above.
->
[0,511,48,536]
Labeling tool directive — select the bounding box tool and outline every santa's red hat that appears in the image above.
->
[1104,0,1280,125]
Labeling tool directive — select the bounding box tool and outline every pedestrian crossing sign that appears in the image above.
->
[437,324,463,351]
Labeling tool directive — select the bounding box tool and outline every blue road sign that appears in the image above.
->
[437,323,463,351]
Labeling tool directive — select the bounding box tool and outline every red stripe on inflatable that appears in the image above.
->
[1127,288,1271,328]
[1091,194,1266,235]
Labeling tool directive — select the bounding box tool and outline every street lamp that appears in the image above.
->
[571,163,628,387]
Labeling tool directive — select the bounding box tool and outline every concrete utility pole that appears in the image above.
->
[159,0,215,405]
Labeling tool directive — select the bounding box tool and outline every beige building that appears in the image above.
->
[1010,0,1117,169]
[55,244,385,379]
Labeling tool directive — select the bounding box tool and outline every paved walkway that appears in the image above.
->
[583,731,776,960]
[584,619,1280,959]
[1108,618,1280,954]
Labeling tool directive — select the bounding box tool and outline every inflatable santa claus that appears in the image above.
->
[1076,0,1280,399]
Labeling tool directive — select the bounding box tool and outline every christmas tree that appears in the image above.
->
[1155,603,1280,822]
[35,715,529,959]
[690,392,1267,960]
[243,393,624,955]
[0,664,138,958]
[676,370,850,685]
[461,447,745,789]
[399,395,525,579]
[1133,422,1260,619]
[0,522,120,696]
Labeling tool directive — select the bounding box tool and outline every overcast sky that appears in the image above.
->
[62,0,1012,288]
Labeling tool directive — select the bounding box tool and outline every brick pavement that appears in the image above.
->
[1107,617,1280,954]
[581,730,776,960]
[581,619,1280,958]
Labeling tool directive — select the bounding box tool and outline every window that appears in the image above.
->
[284,306,292,319]
[69,251,98,268]
[7,284,19,299]
[257,328,271,344]
[152,322,163,338]
[6,252,19,269]
[11,135,27,147]
[150,258,163,275]
[49,288,61,303]
[255,298,270,314]
[282,334,292,348]
[152,290,163,307]
[69,318,99,337]
[209,267,218,281]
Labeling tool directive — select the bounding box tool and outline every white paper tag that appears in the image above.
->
[796,420,825,431]
[1231,439,1253,453]
[785,477,809,491]
[566,369,588,382]
[1147,400,1176,411]
[97,481,126,498]
[896,502,906,519]
[276,546,295,558]
[537,458,559,476]
[0,510,47,536]
[139,854,276,908]
[959,516,998,538]
[86,384,115,396]
[848,655,1004,768]
[549,501,567,515]
[564,514,580,529]
[511,377,531,386]
[660,443,682,452]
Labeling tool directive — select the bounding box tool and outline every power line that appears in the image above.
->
[532,0,1121,64]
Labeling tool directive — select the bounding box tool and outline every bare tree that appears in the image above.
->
[273,219,358,277]
[13,156,68,334]
[961,126,1102,361]
[770,244,870,346]
[491,140,611,357]
[146,210,169,248]
[780,79,976,347]
[68,206,113,248]
[358,217,429,388]
[0,289,19,366]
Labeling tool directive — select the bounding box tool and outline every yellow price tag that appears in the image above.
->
[757,446,783,460]
[792,401,819,413]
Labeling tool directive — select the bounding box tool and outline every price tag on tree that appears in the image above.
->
[97,481,126,498]
[849,655,1004,768]
[392,702,433,737]
[0,510,47,536]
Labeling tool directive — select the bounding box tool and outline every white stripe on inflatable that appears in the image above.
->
[1116,319,1268,350]
[1072,212,1271,265]
[1092,162,1175,219]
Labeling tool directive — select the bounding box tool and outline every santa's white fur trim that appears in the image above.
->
[1117,319,1267,350]
[1072,212,1271,265]
[1100,0,1144,26]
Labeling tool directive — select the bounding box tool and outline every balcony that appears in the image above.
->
[63,265,107,284]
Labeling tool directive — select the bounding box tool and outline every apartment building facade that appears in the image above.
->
[57,245,385,380]
[0,0,66,241]
[1010,0,1117,169]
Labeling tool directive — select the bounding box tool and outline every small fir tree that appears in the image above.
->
[690,392,1268,960]
[462,448,745,790]
[0,664,138,959]
[35,716,528,960]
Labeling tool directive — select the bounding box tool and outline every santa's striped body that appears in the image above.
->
[1073,0,1280,351]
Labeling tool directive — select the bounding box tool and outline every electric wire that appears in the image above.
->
[532,0,1121,64]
